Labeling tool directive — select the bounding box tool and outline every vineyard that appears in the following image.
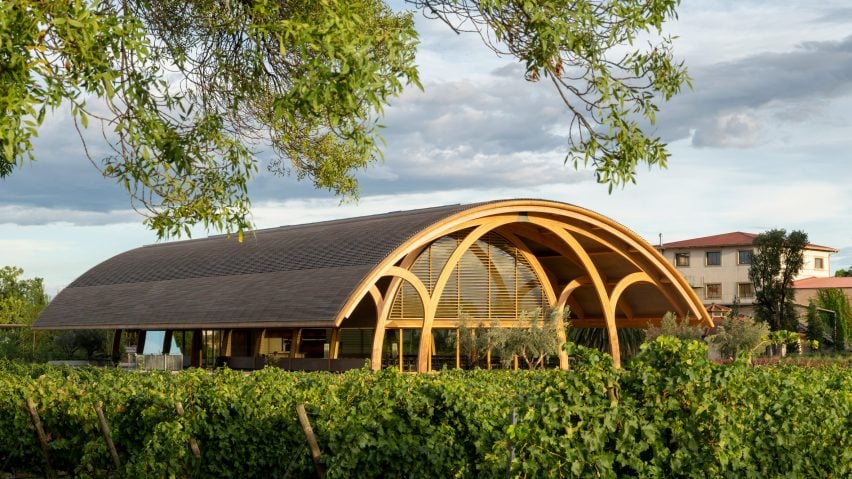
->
[0,338,849,478]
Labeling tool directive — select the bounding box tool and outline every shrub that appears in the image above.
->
[815,288,850,350]
[707,315,770,360]
[806,301,826,345]
[644,312,707,342]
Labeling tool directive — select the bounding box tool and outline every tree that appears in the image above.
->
[814,288,850,351]
[54,329,109,359]
[644,312,706,342]
[3,0,690,238]
[450,309,568,369]
[835,267,852,277]
[706,315,770,361]
[451,314,491,368]
[806,301,826,345]
[748,229,808,331]
[0,266,49,359]
[486,309,568,369]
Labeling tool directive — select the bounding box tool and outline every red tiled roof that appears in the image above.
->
[661,232,756,249]
[793,277,852,289]
[660,232,837,252]
[806,243,839,252]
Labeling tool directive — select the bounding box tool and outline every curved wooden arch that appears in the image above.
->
[369,266,431,370]
[558,223,688,318]
[335,200,712,371]
[406,215,556,371]
[528,217,623,367]
[609,272,655,314]
[419,219,560,371]
[557,276,592,310]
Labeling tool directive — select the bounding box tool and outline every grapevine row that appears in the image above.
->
[0,338,848,478]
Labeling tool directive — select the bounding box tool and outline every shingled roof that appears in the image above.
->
[34,203,476,330]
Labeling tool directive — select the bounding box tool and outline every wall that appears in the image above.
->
[799,250,833,279]
[662,246,753,306]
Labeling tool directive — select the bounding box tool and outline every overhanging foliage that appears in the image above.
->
[3,0,690,237]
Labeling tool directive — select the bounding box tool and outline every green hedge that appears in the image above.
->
[0,338,848,478]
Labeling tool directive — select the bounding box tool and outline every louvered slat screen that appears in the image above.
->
[389,230,546,323]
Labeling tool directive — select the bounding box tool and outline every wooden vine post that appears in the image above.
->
[94,402,122,471]
[296,404,326,479]
[26,398,57,479]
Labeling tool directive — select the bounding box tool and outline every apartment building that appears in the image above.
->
[657,232,837,312]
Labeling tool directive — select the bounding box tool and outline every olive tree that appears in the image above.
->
[487,309,569,369]
[644,312,706,342]
[706,315,770,361]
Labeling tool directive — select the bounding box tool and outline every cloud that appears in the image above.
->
[384,71,566,154]
[350,64,598,195]
[1,104,135,213]
[691,112,762,148]
[811,7,852,25]
[0,205,138,226]
[657,35,852,146]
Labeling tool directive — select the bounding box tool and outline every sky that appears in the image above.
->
[2,0,852,296]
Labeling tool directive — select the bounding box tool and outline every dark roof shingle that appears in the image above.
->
[35,203,476,330]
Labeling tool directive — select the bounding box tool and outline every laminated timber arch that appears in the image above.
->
[336,200,711,371]
[35,199,711,372]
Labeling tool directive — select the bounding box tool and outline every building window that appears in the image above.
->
[706,251,721,266]
[737,282,754,298]
[738,250,752,265]
[706,283,722,300]
[675,253,690,267]
[814,257,824,270]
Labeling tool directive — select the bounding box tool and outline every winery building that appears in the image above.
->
[34,199,711,371]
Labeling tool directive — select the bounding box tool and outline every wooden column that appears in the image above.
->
[398,329,404,372]
[221,329,233,357]
[190,329,203,368]
[418,216,520,372]
[111,329,123,363]
[329,328,340,359]
[254,329,267,357]
[530,217,623,368]
[291,329,302,359]
[135,330,146,355]
[455,329,461,369]
[162,330,173,355]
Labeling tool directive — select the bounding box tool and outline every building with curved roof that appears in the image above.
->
[35,199,711,370]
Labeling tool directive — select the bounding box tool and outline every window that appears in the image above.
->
[706,251,721,266]
[675,252,690,267]
[737,282,754,298]
[738,250,752,265]
[814,257,825,270]
[390,231,546,322]
[706,283,722,299]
